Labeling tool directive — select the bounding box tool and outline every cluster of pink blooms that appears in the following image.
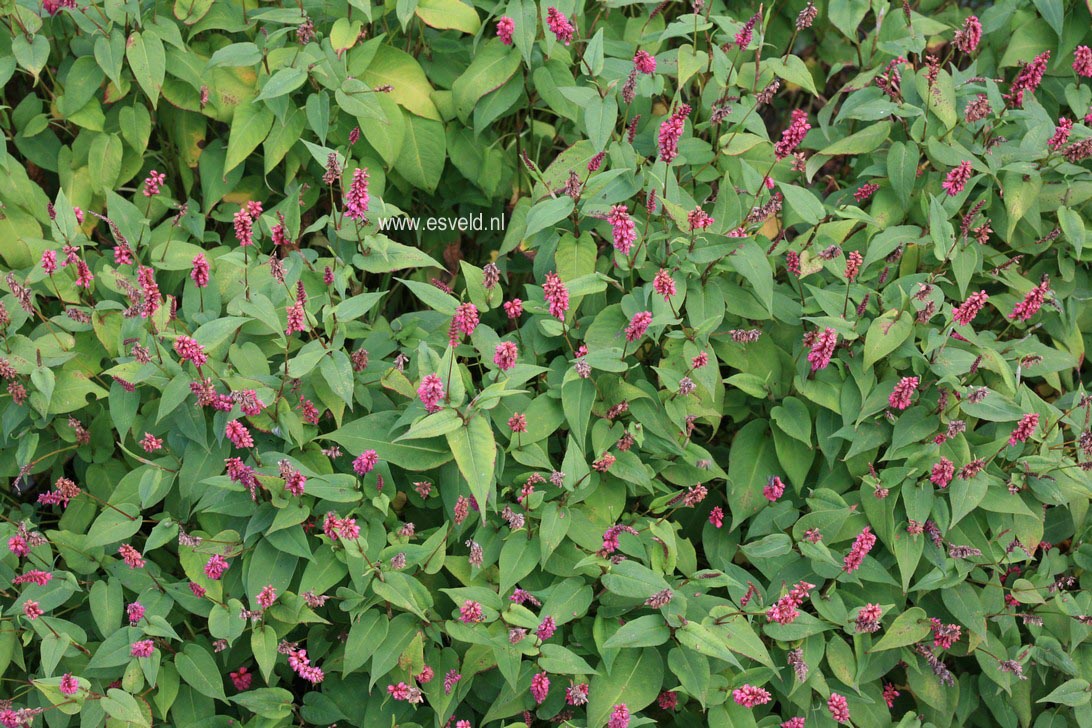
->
[233,206,256,247]
[119,544,145,569]
[732,684,771,708]
[344,168,370,220]
[230,667,252,691]
[387,682,423,703]
[763,475,785,502]
[708,506,724,528]
[530,671,550,703]
[883,682,900,707]
[806,327,837,371]
[418,374,446,412]
[13,570,52,586]
[323,512,361,541]
[855,603,883,632]
[130,640,155,658]
[287,647,325,683]
[1008,51,1050,107]
[127,602,145,624]
[543,272,570,320]
[953,290,988,325]
[1076,46,1092,77]
[174,336,208,368]
[204,553,230,580]
[634,50,656,74]
[143,170,166,197]
[536,615,557,641]
[774,109,810,159]
[496,16,514,45]
[279,460,306,496]
[504,298,523,318]
[843,526,876,573]
[607,703,630,728]
[658,104,690,163]
[459,599,484,623]
[931,618,962,649]
[567,682,590,705]
[828,692,851,723]
[59,674,79,696]
[653,269,676,299]
[1048,117,1074,150]
[190,253,210,288]
[687,207,714,231]
[888,376,919,410]
[734,11,760,48]
[225,420,254,448]
[766,580,815,624]
[353,449,379,475]
[1009,413,1038,446]
[546,7,574,45]
[953,15,981,53]
[23,600,43,620]
[624,311,652,342]
[494,341,518,370]
[1009,278,1050,321]
[601,523,639,553]
[931,457,955,488]
[942,161,972,196]
[608,205,637,254]
[844,250,863,281]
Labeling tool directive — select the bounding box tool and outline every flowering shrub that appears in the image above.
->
[2,0,1092,726]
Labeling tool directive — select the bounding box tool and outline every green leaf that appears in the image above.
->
[601,560,669,600]
[949,473,988,528]
[767,55,818,95]
[524,196,575,238]
[1038,679,1090,707]
[175,644,227,701]
[174,0,214,23]
[102,689,149,726]
[252,625,278,683]
[397,409,463,441]
[452,41,520,121]
[343,611,389,676]
[125,32,166,108]
[415,0,481,33]
[729,239,774,316]
[539,644,599,674]
[726,420,778,529]
[585,95,618,152]
[498,534,539,593]
[324,411,453,470]
[887,141,918,208]
[871,606,930,651]
[818,121,891,157]
[1058,206,1085,257]
[360,46,440,120]
[771,396,812,444]
[395,112,446,192]
[255,67,308,102]
[941,582,986,639]
[85,503,142,549]
[562,376,595,449]
[863,309,913,368]
[225,102,275,175]
[447,414,497,520]
[603,615,670,648]
[231,688,294,719]
[587,648,664,728]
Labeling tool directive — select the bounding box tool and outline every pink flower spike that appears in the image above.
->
[497,16,514,45]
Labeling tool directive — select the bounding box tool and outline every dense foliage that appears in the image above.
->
[2,0,1092,725]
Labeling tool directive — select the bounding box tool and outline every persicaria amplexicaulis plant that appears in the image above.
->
[1,1,1090,727]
